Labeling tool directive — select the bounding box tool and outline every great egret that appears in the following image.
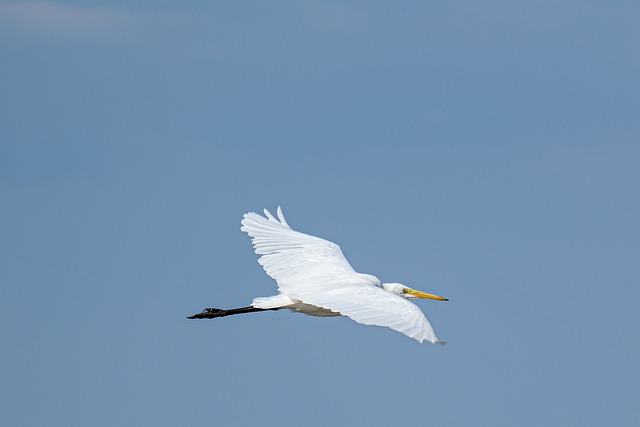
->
[188,207,448,343]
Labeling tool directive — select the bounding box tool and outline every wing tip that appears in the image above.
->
[241,206,290,230]
[276,206,289,227]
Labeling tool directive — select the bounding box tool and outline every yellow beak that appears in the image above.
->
[405,288,449,301]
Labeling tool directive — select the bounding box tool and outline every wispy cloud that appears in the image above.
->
[0,1,234,57]
[0,1,135,38]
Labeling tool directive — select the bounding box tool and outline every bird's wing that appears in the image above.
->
[240,206,357,293]
[241,207,438,343]
[291,282,438,343]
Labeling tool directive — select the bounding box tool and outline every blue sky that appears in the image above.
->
[1,1,639,426]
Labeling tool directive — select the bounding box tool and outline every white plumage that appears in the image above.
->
[239,207,446,344]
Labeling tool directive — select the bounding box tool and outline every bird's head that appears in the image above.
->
[382,283,449,301]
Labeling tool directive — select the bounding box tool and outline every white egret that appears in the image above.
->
[188,207,448,344]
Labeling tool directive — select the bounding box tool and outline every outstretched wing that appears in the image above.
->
[240,206,357,292]
[288,282,438,343]
[240,207,438,343]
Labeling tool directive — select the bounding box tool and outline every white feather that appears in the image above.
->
[240,207,439,344]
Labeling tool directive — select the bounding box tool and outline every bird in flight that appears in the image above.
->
[188,207,448,343]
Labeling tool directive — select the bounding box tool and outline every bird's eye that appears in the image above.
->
[401,288,408,294]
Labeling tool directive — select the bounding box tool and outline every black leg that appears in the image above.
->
[187,306,279,319]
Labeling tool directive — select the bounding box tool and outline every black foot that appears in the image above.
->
[187,307,227,319]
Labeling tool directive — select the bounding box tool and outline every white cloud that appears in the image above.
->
[0,2,231,57]
[0,1,135,38]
